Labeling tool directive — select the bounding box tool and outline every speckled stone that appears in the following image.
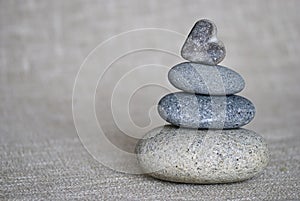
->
[181,19,226,65]
[158,92,255,129]
[168,62,245,95]
[135,125,269,184]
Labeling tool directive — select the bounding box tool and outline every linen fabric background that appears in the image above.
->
[1,0,300,200]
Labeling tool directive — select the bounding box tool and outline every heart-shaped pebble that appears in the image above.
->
[181,19,226,65]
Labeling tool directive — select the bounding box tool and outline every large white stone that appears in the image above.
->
[135,126,269,184]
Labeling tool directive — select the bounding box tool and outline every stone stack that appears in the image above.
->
[135,19,269,184]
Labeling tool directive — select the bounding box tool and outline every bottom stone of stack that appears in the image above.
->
[135,125,269,184]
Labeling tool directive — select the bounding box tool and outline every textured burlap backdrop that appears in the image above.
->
[1,0,300,200]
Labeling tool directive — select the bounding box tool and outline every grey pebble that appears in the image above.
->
[135,125,269,184]
[158,92,255,129]
[181,19,226,65]
[168,62,245,95]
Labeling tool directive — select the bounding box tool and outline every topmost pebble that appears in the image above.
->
[181,19,226,65]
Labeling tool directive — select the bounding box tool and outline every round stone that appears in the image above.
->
[158,92,255,129]
[135,125,269,184]
[168,62,245,95]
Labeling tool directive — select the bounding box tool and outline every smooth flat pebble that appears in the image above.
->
[181,19,226,65]
[168,62,245,95]
[135,125,269,184]
[158,92,255,129]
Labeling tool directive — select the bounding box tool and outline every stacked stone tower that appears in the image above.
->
[135,19,269,184]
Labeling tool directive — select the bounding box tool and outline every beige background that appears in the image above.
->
[1,0,300,200]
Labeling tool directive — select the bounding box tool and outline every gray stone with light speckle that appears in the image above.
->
[135,125,269,184]
[158,92,255,129]
[181,19,226,65]
[168,62,245,95]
